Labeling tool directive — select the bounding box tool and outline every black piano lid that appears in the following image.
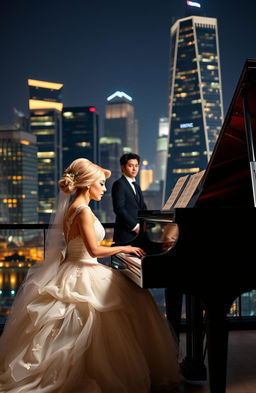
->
[193,58,256,207]
[138,209,175,221]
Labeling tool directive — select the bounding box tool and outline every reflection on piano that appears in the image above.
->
[111,59,256,393]
[112,211,178,287]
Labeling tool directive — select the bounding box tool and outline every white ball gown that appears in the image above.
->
[0,205,180,393]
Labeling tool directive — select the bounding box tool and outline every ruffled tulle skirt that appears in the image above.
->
[0,259,180,393]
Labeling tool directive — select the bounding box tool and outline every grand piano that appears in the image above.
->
[111,59,256,393]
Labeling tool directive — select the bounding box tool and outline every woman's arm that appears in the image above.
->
[77,208,145,258]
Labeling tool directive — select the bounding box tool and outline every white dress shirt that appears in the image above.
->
[124,175,136,194]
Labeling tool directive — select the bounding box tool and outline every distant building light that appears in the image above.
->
[10,290,16,296]
[173,168,199,173]
[107,91,132,102]
[20,140,30,145]
[63,112,73,118]
[180,122,194,128]
[28,79,63,90]
[37,151,55,158]
[187,0,201,7]
[76,142,91,147]
[100,137,121,144]
[29,99,63,112]
[89,107,96,112]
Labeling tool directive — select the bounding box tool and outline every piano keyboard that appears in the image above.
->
[112,253,144,287]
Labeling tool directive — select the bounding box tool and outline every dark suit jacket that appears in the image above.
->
[111,175,147,243]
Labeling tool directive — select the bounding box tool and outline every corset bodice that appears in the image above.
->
[65,205,105,265]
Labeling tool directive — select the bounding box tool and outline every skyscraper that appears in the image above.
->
[62,106,100,171]
[28,79,63,223]
[0,126,38,224]
[164,0,224,200]
[155,117,169,184]
[140,160,153,191]
[104,91,138,154]
[99,137,122,222]
[154,118,169,205]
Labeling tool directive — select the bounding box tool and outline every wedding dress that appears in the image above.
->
[0,204,180,393]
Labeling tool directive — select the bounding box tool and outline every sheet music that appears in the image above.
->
[162,175,190,210]
[174,170,205,207]
[162,170,205,209]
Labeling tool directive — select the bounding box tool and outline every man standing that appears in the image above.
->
[111,153,147,243]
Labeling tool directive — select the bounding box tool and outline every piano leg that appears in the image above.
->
[180,295,207,381]
[165,287,183,340]
[165,290,207,381]
[204,301,229,393]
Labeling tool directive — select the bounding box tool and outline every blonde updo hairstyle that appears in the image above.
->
[59,158,111,195]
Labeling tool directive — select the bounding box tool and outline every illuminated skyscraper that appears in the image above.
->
[155,117,169,183]
[62,106,100,171]
[164,0,224,199]
[140,160,153,191]
[28,79,63,223]
[104,91,138,154]
[0,126,38,224]
[99,137,122,222]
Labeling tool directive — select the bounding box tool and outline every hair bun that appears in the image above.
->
[58,173,77,195]
[59,158,111,194]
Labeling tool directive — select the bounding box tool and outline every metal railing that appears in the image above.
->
[0,223,256,332]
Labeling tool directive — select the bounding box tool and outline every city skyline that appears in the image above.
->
[1,0,256,161]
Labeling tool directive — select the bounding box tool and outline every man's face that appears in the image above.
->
[121,159,139,179]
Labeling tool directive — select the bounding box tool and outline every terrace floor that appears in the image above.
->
[170,330,256,393]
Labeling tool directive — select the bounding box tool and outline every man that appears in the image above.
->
[111,153,147,243]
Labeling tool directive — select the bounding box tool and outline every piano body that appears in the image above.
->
[111,59,256,393]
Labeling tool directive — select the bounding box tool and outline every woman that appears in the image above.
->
[0,158,180,393]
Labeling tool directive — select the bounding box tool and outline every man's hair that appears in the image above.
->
[120,153,140,166]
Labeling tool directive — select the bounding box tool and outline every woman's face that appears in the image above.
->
[89,174,107,201]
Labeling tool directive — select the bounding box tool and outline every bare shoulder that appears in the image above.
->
[76,205,95,223]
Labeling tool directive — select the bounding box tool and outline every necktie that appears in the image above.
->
[132,181,140,204]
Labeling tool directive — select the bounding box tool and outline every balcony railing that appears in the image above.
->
[0,224,256,333]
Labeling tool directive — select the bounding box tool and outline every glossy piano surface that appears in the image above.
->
[191,58,256,208]
[112,210,179,287]
[111,59,256,393]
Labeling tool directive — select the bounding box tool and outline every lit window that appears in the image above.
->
[76,142,91,147]
[63,112,74,118]
[37,152,55,158]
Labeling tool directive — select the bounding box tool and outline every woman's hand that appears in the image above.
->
[121,245,146,258]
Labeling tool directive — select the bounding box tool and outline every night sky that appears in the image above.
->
[1,0,256,161]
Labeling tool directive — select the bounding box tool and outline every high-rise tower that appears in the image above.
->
[99,137,122,222]
[0,126,38,224]
[164,1,224,200]
[104,91,138,154]
[62,106,100,171]
[28,79,63,223]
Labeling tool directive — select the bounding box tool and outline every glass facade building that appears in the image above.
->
[28,79,63,223]
[62,106,100,171]
[99,137,122,222]
[154,118,169,204]
[164,15,224,199]
[104,91,138,155]
[0,128,38,224]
